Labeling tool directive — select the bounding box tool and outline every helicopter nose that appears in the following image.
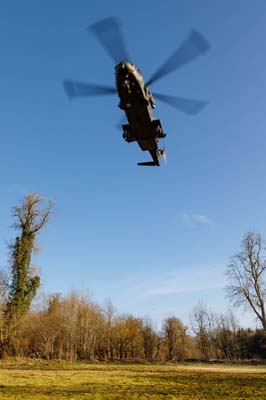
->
[117,62,127,71]
[116,62,131,73]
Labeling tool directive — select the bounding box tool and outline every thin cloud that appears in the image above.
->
[100,265,224,301]
[180,213,212,226]
[139,266,225,297]
[143,280,224,296]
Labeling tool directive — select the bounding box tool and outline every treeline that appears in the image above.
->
[1,291,265,362]
[1,193,266,362]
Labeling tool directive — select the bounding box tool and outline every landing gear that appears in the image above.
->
[122,125,135,142]
[155,126,166,138]
[152,119,167,138]
[157,147,167,164]
[157,148,166,157]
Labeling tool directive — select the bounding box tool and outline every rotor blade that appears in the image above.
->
[146,30,210,86]
[63,80,116,98]
[88,17,129,64]
[154,93,208,115]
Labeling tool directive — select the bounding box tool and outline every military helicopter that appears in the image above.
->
[63,17,210,166]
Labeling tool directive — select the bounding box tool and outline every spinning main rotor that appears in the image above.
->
[64,17,210,116]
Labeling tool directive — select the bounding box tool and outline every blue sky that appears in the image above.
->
[1,0,266,328]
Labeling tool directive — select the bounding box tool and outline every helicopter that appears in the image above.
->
[63,17,210,166]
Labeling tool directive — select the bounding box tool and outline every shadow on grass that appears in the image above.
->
[1,373,266,400]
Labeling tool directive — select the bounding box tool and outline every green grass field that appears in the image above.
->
[0,361,266,399]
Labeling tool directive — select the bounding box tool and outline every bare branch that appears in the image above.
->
[226,232,266,331]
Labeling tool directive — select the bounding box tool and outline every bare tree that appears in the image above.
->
[226,232,266,331]
[141,318,158,361]
[191,302,212,361]
[215,310,239,361]
[99,300,116,360]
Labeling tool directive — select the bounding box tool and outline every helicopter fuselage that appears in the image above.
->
[115,61,166,166]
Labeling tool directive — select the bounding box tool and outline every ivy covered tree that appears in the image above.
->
[6,193,53,322]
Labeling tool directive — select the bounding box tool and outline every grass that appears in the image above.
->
[0,361,266,399]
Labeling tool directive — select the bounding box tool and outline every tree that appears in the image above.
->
[236,328,254,359]
[214,310,239,361]
[112,315,143,360]
[249,329,266,359]
[163,317,187,361]
[226,232,266,331]
[6,193,52,323]
[191,303,213,361]
[141,318,158,361]
[100,300,116,360]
